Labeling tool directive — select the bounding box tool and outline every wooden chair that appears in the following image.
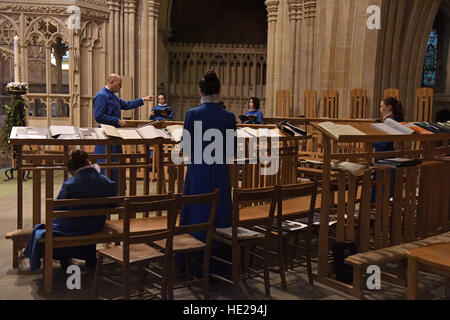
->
[303,90,318,118]
[322,90,339,118]
[275,181,318,285]
[92,197,178,300]
[276,90,290,117]
[153,189,220,300]
[414,88,433,122]
[350,89,367,119]
[44,196,124,294]
[211,186,278,298]
[384,88,400,100]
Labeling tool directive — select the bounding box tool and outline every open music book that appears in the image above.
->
[239,127,281,138]
[136,124,172,140]
[49,126,76,138]
[11,127,49,139]
[318,122,366,139]
[331,161,371,176]
[100,124,143,139]
[371,118,414,135]
[165,124,184,142]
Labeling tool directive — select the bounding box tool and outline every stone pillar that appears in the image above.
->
[124,0,137,85]
[265,0,280,116]
[141,0,160,120]
[289,0,303,115]
[107,0,120,74]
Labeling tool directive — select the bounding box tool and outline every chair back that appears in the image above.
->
[322,90,339,118]
[350,88,367,119]
[278,181,318,217]
[414,87,433,122]
[276,90,290,117]
[383,88,400,100]
[175,189,220,245]
[303,90,317,118]
[232,186,277,242]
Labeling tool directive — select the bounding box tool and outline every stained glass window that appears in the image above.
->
[422,29,438,87]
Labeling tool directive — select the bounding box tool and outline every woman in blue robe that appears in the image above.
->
[179,70,236,276]
[149,93,174,121]
[371,97,405,202]
[245,97,264,124]
[23,150,117,271]
[93,74,153,189]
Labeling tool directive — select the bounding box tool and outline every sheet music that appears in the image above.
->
[318,122,366,139]
[49,125,76,138]
[117,128,142,139]
[100,124,121,138]
[136,125,171,139]
[165,124,184,142]
[13,127,48,139]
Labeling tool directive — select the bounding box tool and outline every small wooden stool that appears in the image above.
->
[407,243,450,300]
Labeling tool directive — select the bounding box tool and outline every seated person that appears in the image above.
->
[244,97,264,124]
[149,93,173,121]
[371,97,404,202]
[372,97,404,152]
[23,150,117,271]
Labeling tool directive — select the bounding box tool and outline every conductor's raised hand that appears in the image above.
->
[142,95,154,102]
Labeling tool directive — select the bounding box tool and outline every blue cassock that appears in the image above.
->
[245,109,264,124]
[180,102,237,242]
[93,87,144,186]
[371,114,398,202]
[149,104,174,121]
[23,167,117,271]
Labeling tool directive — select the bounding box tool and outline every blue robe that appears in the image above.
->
[245,109,264,124]
[149,104,174,121]
[93,87,144,187]
[180,102,237,241]
[23,167,117,271]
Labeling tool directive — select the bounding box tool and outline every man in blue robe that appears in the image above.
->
[93,74,153,189]
[23,153,117,271]
[149,93,174,121]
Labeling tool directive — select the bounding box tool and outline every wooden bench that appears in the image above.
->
[333,161,450,298]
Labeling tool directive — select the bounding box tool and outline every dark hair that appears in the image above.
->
[383,97,404,122]
[249,97,260,110]
[157,93,167,100]
[199,70,220,96]
[68,150,89,172]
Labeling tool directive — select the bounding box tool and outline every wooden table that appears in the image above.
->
[311,121,450,294]
[407,243,450,300]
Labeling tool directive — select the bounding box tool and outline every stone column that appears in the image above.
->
[265,0,280,116]
[124,0,137,83]
[289,0,303,115]
[303,1,316,91]
[141,0,160,120]
[107,0,120,74]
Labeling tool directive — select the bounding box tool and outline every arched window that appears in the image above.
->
[422,29,438,87]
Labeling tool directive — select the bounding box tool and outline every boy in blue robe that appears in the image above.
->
[149,93,174,121]
[93,74,153,189]
[23,150,117,271]
[245,97,264,124]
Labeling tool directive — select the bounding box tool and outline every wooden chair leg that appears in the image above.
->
[407,257,419,300]
[92,254,103,299]
[184,253,191,288]
[445,278,450,300]
[352,265,364,299]
[264,242,271,297]
[44,245,53,294]
[232,245,243,298]
[123,262,130,300]
[203,251,211,300]
[12,241,19,269]
[277,235,287,289]
[306,225,314,285]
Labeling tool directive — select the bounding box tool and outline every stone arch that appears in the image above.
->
[374,0,442,119]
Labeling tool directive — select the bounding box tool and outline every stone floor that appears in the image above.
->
[0,168,447,300]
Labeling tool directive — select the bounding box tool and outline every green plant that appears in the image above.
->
[1,96,27,156]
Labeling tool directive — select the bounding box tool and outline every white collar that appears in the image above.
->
[74,164,101,176]
[200,95,218,104]
[383,111,393,121]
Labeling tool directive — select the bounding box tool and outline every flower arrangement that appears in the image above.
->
[6,81,28,92]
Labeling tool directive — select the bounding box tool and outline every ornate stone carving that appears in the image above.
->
[303,0,316,19]
[265,0,280,23]
[288,0,303,22]
[148,0,160,18]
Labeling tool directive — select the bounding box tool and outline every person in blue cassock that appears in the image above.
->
[93,74,154,188]
[149,93,173,121]
[245,97,264,124]
[23,150,117,271]
[179,70,236,275]
[371,97,405,202]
